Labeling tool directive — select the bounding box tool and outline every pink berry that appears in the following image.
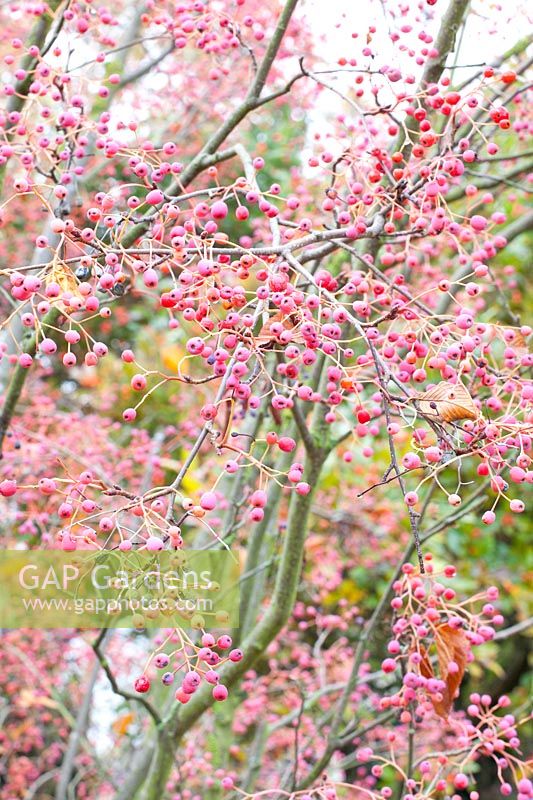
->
[131,374,147,391]
[200,491,217,510]
[278,436,296,452]
[134,676,150,693]
[454,774,468,790]
[145,536,164,551]
[405,491,418,506]
[510,467,526,483]
[471,214,488,231]
[211,200,228,219]
[229,648,243,662]
[146,189,164,205]
[143,268,158,288]
[213,684,228,701]
[424,447,442,464]
[250,489,267,508]
[0,479,17,497]
[39,337,57,355]
[175,688,191,704]
[182,671,201,693]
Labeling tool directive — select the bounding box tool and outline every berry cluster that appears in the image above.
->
[133,630,242,704]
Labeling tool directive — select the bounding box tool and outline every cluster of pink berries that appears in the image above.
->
[134,632,242,704]
[379,559,504,716]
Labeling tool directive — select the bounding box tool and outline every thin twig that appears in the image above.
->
[92,630,162,725]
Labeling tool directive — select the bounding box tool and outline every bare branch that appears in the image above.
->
[92,630,162,726]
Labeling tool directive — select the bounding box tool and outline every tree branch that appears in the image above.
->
[92,630,162,726]
[493,617,533,640]
[137,442,329,800]
[246,0,300,101]
[55,661,99,800]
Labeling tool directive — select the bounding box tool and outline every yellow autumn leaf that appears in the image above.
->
[229,748,247,763]
[324,579,364,607]
[112,712,135,736]
[181,474,202,495]
[157,458,202,495]
[161,344,189,374]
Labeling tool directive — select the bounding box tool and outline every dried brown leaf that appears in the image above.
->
[415,381,479,424]
[493,324,529,353]
[255,311,305,347]
[418,644,434,680]
[433,623,469,717]
[414,624,469,719]
[45,260,83,304]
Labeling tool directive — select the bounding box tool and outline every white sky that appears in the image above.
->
[303,0,531,68]
[298,0,531,155]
